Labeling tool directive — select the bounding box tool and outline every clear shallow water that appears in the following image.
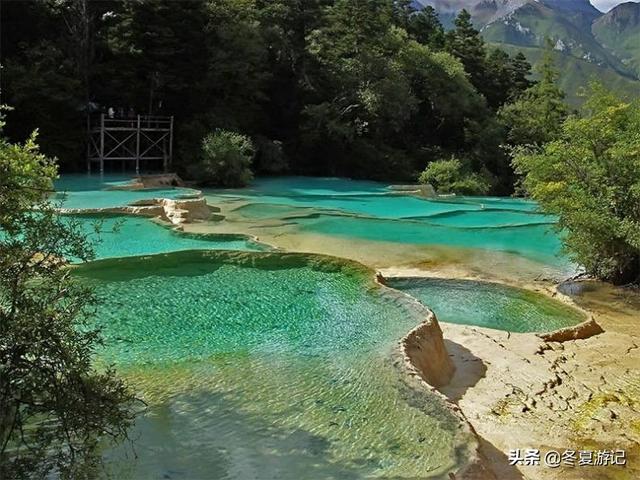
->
[54,174,200,209]
[406,209,554,228]
[387,278,585,333]
[56,175,568,269]
[75,251,471,479]
[208,177,545,220]
[214,176,392,198]
[206,177,569,270]
[295,214,565,267]
[54,176,586,478]
[65,214,267,259]
[211,189,486,219]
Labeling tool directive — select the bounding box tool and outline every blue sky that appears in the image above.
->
[592,0,640,11]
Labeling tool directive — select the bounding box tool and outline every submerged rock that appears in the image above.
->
[109,173,186,190]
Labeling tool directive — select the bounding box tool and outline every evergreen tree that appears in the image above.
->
[445,10,487,93]
[484,48,515,109]
[303,0,414,175]
[0,0,541,191]
[302,0,498,180]
[106,0,210,116]
[256,0,327,164]
[406,6,446,50]
[444,9,526,112]
[509,52,534,96]
[391,0,415,31]
[500,43,568,146]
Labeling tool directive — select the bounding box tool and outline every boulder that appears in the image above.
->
[538,318,604,343]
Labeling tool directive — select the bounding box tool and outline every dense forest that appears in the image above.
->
[2,0,542,194]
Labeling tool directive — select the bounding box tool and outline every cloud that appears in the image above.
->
[591,0,640,12]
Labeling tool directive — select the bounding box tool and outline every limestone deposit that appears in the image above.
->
[62,197,213,226]
[380,269,639,480]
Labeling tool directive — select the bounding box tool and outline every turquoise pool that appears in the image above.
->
[53,175,269,258]
[54,174,200,209]
[205,176,569,270]
[64,214,268,259]
[56,175,566,269]
[295,214,564,267]
[51,175,587,478]
[76,251,473,479]
[387,277,585,333]
[207,177,543,219]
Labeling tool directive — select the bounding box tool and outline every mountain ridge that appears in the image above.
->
[414,0,640,102]
[593,2,640,76]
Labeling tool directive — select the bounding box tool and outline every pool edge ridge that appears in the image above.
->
[377,268,601,339]
[375,273,497,480]
[73,247,494,479]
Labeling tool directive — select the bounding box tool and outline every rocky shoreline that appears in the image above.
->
[381,267,639,480]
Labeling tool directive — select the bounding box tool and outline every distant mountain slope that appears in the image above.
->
[416,0,527,27]
[414,0,599,27]
[593,2,640,77]
[414,0,640,103]
[482,0,629,74]
[495,44,640,104]
[540,0,600,18]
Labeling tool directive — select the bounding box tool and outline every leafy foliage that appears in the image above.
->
[0,122,136,478]
[418,158,490,195]
[191,130,254,187]
[513,84,640,284]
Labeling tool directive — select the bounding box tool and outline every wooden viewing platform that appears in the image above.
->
[87,114,174,174]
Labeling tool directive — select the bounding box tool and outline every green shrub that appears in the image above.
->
[190,130,254,187]
[418,158,489,195]
[513,85,640,285]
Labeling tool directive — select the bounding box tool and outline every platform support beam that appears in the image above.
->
[135,115,141,174]
[99,114,105,174]
[87,114,174,174]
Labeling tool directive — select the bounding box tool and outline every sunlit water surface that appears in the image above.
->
[52,175,586,478]
[204,177,570,271]
[65,214,267,259]
[76,252,473,479]
[54,174,200,209]
[387,278,585,333]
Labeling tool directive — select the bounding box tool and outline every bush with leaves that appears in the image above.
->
[189,130,254,187]
[419,158,490,195]
[0,123,136,479]
[513,85,640,285]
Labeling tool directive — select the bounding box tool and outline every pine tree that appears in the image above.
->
[500,41,568,146]
[509,52,534,96]
[407,6,445,50]
[445,10,487,90]
[484,48,514,109]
